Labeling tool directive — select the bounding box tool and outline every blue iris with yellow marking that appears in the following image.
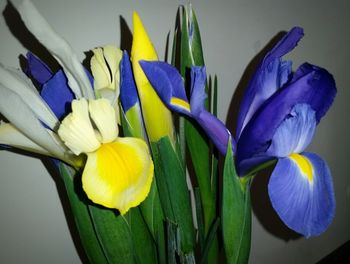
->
[141,26,337,238]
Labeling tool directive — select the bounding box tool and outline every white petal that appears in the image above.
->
[0,86,66,160]
[0,123,51,156]
[18,0,94,99]
[89,99,118,143]
[58,99,100,155]
[0,65,58,129]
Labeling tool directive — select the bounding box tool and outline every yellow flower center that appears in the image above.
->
[289,153,313,182]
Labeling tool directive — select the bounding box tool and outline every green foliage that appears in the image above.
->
[151,137,195,258]
[222,140,252,264]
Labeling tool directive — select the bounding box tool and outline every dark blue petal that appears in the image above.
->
[195,110,235,155]
[190,66,207,116]
[120,52,140,112]
[140,60,191,115]
[25,52,53,84]
[40,70,74,120]
[237,63,336,175]
[268,153,335,237]
[266,104,316,157]
[262,27,304,68]
[236,27,304,138]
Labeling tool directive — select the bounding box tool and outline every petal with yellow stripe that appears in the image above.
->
[82,137,154,215]
[268,152,335,237]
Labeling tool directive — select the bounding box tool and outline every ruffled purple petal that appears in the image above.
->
[268,153,335,237]
[190,66,207,116]
[236,27,304,138]
[25,52,53,84]
[120,52,139,112]
[195,110,235,155]
[140,60,191,115]
[237,63,336,175]
[262,27,304,68]
[266,104,316,157]
[40,70,74,120]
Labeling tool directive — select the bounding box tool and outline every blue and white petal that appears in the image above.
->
[0,86,67,161]
[0,65,58,129]
[18,0,94,99]
[268,152,335,237]
[41,70,74,120]
[266,104,316,157]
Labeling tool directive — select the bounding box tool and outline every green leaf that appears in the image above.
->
[127,208,158,264]
[139,180,166,264]
[121,105,166,264]
[180,6,218,263]
[180,6,205,74]
[88,205,136,264]
[151,136,195,256]
[59,163,107,264]
[222,139,251,264]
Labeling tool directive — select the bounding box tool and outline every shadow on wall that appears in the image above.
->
[225,31,302,241]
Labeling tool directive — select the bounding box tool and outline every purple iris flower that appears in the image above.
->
[140,60,233,154]
[140,26,336,237]
[25,52,93,120]
[120,51,140,113]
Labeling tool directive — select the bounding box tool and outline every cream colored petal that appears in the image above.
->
[82,137,154,215]
[58,99,100,155]
[0,86,66,160]
[0,123,51,156]
[88,98,118,143]
[102,45,123,93]
[0,65,58,129]
[91,48,111,92]
[18,0,94,99]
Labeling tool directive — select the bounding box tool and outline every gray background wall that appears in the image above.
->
[0,0,349,263]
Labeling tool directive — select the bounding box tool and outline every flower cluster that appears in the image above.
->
[0,0,337,263]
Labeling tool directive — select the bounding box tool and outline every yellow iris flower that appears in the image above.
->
[58,98,154,215]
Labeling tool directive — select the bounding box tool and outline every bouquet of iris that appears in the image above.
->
[0,1,336,263]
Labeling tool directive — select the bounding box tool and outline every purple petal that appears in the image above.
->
[40,70,74,120]
[237,63,336,175]
[190,66,207,116]
[25,52,53,84]
[120,52,139,112]
[140,60,191,115]
[266,104,316,157]
[263,27,304,68]
[268,153,335,237]
[195,110,235,155]
[236,27,304,138]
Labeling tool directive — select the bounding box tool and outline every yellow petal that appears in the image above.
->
[82,138,154,214]
[131,12,174,142]
[89,98,118,143]
[58,99,100,155]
